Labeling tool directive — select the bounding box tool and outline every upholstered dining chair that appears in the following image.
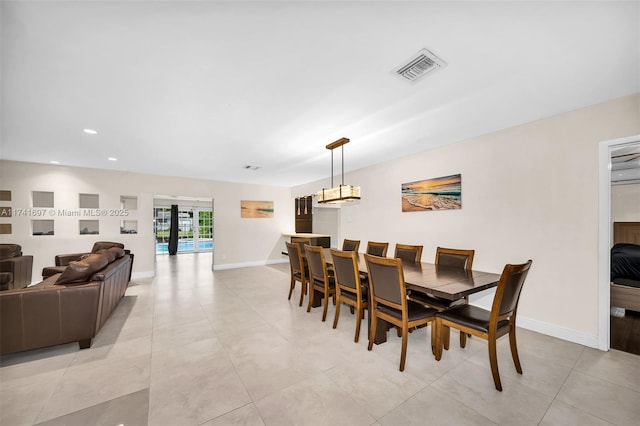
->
[394,243,423,264]
[305,245,336,321]
[364,254,438,371]
[330,249,368,342]
[341,239,361,252]
[434,260,533,391]
[286,242,308,306]
[366,241,389,257]
[408,247,475,347]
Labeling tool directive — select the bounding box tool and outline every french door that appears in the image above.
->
[154,207,213,254]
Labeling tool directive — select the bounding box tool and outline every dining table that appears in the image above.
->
[322,248,502,344]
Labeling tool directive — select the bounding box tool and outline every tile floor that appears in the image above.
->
[1,253,639,426]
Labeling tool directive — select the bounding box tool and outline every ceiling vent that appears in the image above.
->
[394,48,447,82]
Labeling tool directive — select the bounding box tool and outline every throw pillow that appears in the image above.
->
[55,253,109,285]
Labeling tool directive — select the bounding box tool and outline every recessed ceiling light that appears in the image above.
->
[83,128,98,135]
[50,160,60,164]
[108,157,117,161]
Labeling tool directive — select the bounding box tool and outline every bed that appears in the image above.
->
[611,222,640,312]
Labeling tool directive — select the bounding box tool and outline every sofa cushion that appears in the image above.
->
[0,244,22,260]
[55,253,109,285]
[91,242,125,253]
[109,247,126,259]
[94,249,116,263]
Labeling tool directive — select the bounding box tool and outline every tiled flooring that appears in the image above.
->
[1,253,639,426]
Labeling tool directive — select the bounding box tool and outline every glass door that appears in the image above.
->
[195,209,213,252]
[154,206,213,254]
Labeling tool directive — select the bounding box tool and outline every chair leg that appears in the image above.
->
[399,324,408,371]
[350,306,355,314]
[488,337,502,391]
[435,318,443,361]
[307,286,314,313]
[322,292,329,321]
[459,330,467,348]
[368,312,377,351]
[354,306,362,343]
[443,326,450,350]
[509,327,523,374]
[430,322,436,356]
[288,277,295,300]
[333,296,341,329]
[298,281,305,306]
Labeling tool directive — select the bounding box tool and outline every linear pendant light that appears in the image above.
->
[317,137,361,204]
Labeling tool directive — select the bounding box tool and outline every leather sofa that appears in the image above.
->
[0,246,133,355]
[0,244,34,291]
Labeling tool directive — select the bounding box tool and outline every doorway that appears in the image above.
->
[154,203,214,255]
[598,135,640,351]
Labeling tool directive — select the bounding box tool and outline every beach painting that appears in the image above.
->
[241,200,274,218]
[401,174,462,212]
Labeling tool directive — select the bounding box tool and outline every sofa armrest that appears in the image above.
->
[55,253,87,266]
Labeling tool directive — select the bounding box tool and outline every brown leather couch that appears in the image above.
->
[0,244,34,291]
[0,247,133,355]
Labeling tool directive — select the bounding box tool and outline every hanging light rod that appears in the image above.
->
[317,137,361,204]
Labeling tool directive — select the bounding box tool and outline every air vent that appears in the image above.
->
[395,48,447,82]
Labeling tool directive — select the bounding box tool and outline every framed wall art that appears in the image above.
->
[241,200,274,218]
[402,174,461,212]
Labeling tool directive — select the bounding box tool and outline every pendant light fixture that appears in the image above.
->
[317,137,361,204]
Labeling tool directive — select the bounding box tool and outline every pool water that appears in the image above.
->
[156,239,213,254]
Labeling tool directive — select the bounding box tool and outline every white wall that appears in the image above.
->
[0,161,293,279]
[293,94,640,347]
[611,183,640,222]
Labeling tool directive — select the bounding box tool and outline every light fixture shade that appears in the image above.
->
[317,184,361,204]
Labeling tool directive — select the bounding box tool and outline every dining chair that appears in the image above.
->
[364,254,438,371]
[408,247,475,347]
[341,239,361,252]
[394,243,423,264]
[305,245,336,321]
[285,242,308,306]
[330,249,368,342]
[434,260,533,391]
[366,241,389,257]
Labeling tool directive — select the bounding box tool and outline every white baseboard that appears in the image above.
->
[516,316,600,349]
[213,258,288,271]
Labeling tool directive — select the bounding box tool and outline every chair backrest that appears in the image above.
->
[366,241,389,257]
[330,249,360,291]
[491,260,533,322]
[291,237,311,252]
[305,245,329,287]
[435,247,475,270]
[394,244,423,264]
[342,239,361,252]
[365,254,406,310]
[286,242,305,276]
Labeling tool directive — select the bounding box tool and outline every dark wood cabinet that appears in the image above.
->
[295,196,312,233]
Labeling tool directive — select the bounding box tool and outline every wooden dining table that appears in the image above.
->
[322,248,502,344]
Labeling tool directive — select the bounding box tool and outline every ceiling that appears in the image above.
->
[1,1,638,187]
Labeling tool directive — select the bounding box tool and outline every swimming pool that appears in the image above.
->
[156,239,213,254]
